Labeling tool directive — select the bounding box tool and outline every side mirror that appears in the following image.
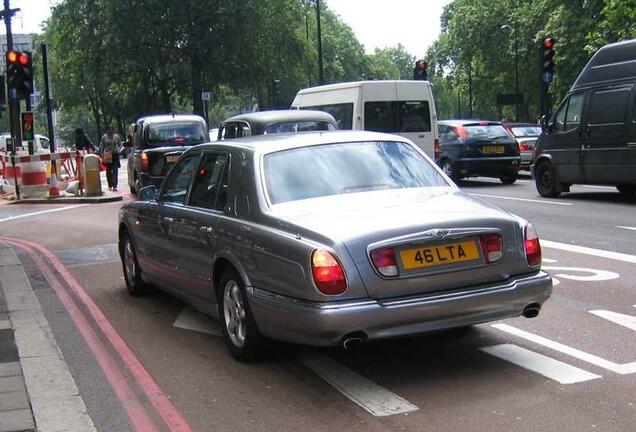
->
[138,185,157,201]
[540,115,550,132]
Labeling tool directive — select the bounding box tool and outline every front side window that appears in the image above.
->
[264,141,448,205]
[40,138,50,149]
[160,154,199,204]
[188,152,230,210]
[564,92,585,131]
[302,104,353,130]
[553,99,567,133]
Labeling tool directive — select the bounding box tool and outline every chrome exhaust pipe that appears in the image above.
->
[523,304,541,318]
[341,332,365,350]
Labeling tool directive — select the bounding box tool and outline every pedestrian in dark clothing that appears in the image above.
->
[99,127,122,191]
[74,128,96,152]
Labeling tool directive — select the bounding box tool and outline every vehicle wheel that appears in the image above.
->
[121,232,152,296]
[616,185,636,196]
[535,162,561,198]
[500,174,518,184]
[133,177,142,195]
[441,160,457,180]
[218,269,269,362]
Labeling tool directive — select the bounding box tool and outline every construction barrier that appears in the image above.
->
[0,150,86,200]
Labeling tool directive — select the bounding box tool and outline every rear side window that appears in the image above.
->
[588,87,631,125]
[219,122,251,140]
[364,101,431,133]
[302,104,353,130]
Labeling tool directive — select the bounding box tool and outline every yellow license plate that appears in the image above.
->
[166,155,179,163]
[482,145,504,154]
[400,240,480,270]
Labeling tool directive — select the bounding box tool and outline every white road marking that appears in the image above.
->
[580,185,616,190]
[480,344,601,384]
[173,306,222,336]
[541,240,636,264]
[542,258,558,263]
[0,319,11,330]
[541,266,619,282]
[297,352,419,417]
[590,310,636,332]
[471,193,572,206]
[617,226,636,232]
[0,205,85,223]
[492,324,636,374]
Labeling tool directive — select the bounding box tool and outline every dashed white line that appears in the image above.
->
[580,185,616,190]
[541,240,636,264]
[590,310,636,332]
[617,226,636,232]
[541,258,558,263]
[0,205,85,223]
[297,352,419,417]
[480,344,601,384]
[471,193,572,206]
[492,323,636,375]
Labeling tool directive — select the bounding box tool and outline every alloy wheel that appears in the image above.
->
[124,239,136,287]
[223,280,247,348]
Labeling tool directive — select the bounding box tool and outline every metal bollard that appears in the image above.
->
[83,154,102,196]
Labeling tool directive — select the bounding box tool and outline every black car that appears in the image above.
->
[437,120,521,184]
[126,114,208,194]
[217,110,337,140]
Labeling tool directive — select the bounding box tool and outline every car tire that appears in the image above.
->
[535,162,561,198]
[616,185,636,196]
[500,174,518,184]
[441,160,458,180]
[218,268,269,362]
[121,232,152,296]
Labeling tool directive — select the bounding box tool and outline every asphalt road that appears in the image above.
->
[0,166,634,432]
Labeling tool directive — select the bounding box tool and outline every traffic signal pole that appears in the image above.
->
[1,0,21,158]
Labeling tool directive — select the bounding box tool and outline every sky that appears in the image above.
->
[2,0,451,59]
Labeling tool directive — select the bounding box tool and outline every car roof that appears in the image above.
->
[221,110,337,127]
[502,122,540,128]
[185,130,410,156]
[438,119,502,126]
[136,114,206,125]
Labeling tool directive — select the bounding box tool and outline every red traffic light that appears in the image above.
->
[543,38,555,49]
[7,51,17,63]
[18,53,29,65]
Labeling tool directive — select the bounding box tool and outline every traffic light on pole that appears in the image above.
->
[6,51,34,99]
[413,60,428,81]
[540,38,555,83]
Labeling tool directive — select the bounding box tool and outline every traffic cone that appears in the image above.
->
[48,163,60,197]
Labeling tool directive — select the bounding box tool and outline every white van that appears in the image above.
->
[0,133,51,155]
[291,80,439,158]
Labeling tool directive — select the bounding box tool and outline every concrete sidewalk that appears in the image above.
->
[0,244,96,432]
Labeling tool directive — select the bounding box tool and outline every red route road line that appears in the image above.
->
[1,236,193,432]
[2,239,159,432]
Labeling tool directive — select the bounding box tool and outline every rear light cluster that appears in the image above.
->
[519,143,529,151]
[434,139,440,161]
[370,247,399,277]
[479,233,503,263]
[311,250,347,295]
[139,153,149,171]
[524,223,542,266]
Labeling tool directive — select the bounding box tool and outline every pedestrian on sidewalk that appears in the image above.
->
[74,128,97,153]
[99,127,122,191]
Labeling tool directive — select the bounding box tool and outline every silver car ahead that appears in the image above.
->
[118,131,552,361]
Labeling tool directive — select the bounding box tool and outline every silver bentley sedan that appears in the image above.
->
[118,131,552,361]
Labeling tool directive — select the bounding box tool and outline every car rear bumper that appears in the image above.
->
[453,156,521,177]
[247,271,552,346]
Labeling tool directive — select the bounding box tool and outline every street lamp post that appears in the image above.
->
[501,23,520,122]
[316,0,324,85]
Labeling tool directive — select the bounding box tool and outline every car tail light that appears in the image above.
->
[519,143,529,151]
[524,223,542,266]
[434,138,440,161]
[370,247,399,277]
[140,153,149,171]
[454,126,468,140]
[479,233,503,263]
[311,250,347,295]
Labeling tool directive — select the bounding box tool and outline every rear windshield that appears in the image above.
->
[146,121,207,146]
[263,121,336,134]
[264,141,448,204]
[460,124,510,140]
[510,126,541,137]
[364,101,431,133]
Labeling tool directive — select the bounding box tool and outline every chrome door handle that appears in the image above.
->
[162,216,174,223]
[199,225,215,233]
